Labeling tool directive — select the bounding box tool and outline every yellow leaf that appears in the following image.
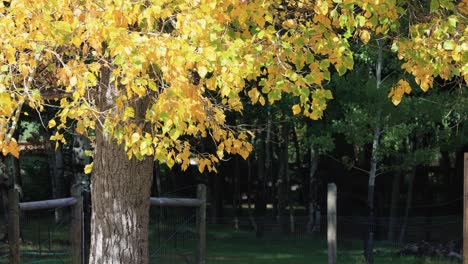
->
[131,132,140,144]
[247,88,260,104]
[282,19,297,29]
[388,79,411,106]
[359,30,370,44]
[259,96,265,106]
[198,66,208,78]
[84,163,93,174]
[292,104,301,115]
[48,119,57,128]
[70,76,77,87]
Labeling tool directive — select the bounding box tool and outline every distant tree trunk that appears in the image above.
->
[255,137,267,238]
[50,144,67,223]
[233,157,241,229]
[277,122,289,233]
[0,159,10,240]
[284,125,295,233]
[246,158,257,232]
[365,39,383,264]
[153,162,162,197]
[387,169,402,241]
[307,145,320,234]
[399,167,416,244]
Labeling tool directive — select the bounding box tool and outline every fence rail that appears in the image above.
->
[19,197,78,211]
[150,197,203,207]
[6,184,207,264]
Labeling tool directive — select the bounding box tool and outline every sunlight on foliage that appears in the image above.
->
[0,0,465,170]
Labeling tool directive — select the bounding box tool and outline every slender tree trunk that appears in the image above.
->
[246,158,257,232]
[388,169,402,241]
[255,138,267,238]
[277,123,289,233]
[307,145,320,234]
[0,159,10,240]
[399,167,416,244]
[153,162,162,197]
[284,125,294,233]
[233,157,241,229]
[52,145,66,223]
[365,39,383,264]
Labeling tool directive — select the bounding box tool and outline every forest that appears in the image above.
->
[0,0,467,263]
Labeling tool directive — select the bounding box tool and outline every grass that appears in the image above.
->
[204,226,456,264]
[0,216,459,264]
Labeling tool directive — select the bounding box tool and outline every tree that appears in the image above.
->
[0,0,466,263]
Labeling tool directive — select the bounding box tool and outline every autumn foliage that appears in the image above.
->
[0,0,466,166]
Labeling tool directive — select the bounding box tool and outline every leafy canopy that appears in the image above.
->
[0,0,466,171]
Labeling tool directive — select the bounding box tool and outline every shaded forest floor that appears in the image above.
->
[203,226,456,264]
[0,215,459,264]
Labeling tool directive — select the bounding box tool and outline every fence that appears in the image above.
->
[2,185,206,264]
[149,184,206,264]
[3,190,82,264]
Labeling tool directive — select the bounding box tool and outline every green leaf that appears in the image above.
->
[443,40,455,50]
[430,0,439,12]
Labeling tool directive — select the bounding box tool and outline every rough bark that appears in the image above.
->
[89,130,154,264]
[89,52,154,264]
[365,39,383,264]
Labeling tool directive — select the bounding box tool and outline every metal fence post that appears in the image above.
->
[328,183,337,264]
[197,184,206,264]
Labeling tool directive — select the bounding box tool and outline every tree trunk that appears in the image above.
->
[233,157,241,229]
[51,145,67,223]
[89,54,154,264]
[277,123,289,233]
[246,158,257,232]
[307,145,320,234]
[387,169,401,241]
[399,167,416,244]
[89,130,154,264]
[255,138,267,238]
[365,39,383,264]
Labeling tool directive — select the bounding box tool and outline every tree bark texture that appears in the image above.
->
[90,57,154,264]
[89,130,154,264]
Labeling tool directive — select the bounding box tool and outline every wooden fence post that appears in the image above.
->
[464,153,467,264]
[197,184,206,264]
[71,196,83,264]
[328,183,337,264]
[8,188,20,264]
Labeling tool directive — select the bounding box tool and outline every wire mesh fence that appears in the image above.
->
[0,207,73,264]
[149,206,198,264]
[148,184,205,264]
[204,215,462,263]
